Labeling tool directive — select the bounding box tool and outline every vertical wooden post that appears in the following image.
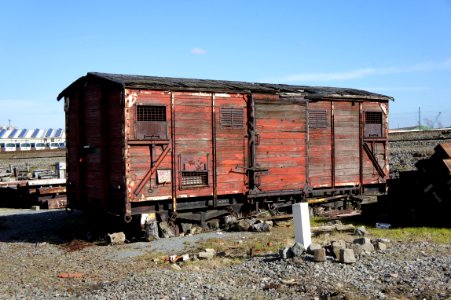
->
[171,92,177,212]
[359,102,364,193]
[305,101,310,187]
[331,101,335,188]
[211,93,218,207]
[247,94,258,194]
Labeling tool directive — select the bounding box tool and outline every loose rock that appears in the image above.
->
[223,215,237,226]
[355,226,367,236]
[144,220,159,241]
[339,248,356,264]
[198,248,216,260]
[158,221,175,238]
[279,247,293,259]
[181,223,192,234]
[331,240,346,259]
[190,225,203,235]
[107,232,126,245]
[351,243,363,256]
[252,220,273,232]
[374,242,387,251]
[313,248,326,262]
[307,243,322,254]
[233,219,256,231]
[290,242,305,257]
[207,219,220,230]
[353,237,375,252]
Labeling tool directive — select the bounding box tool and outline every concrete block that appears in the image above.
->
[292,202,311,249]
[340,248,356,264]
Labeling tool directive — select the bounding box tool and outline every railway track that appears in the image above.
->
[389,128,451,142]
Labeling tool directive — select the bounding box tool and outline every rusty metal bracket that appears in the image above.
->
[363,142,385,178]
[133,145,171,196]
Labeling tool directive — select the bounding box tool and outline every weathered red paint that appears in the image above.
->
[58,73,391,218]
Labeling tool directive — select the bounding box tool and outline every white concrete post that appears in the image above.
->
[292,202,311,248]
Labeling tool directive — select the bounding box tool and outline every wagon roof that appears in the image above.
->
[57,72,393,101]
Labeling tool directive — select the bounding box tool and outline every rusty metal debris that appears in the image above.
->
[415,142,451,205]
[380,142,451,226]
[0,178,66,209]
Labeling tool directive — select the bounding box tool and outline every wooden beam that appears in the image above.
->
[133,146,171,196]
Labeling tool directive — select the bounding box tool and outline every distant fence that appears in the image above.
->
[389,109,451,130]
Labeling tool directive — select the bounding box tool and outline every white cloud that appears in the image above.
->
[405,59,451,72]
[269,59,451,83]
[190,48,207,55]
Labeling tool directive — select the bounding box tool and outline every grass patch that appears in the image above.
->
[183,257,243,270]
[133,251,168,271]
[195,223,296,257]
[310,216,329,227]
[369,227,451,244]
[196,237,228,252]
[306,215,450,245]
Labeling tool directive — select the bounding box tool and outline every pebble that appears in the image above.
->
[74,241,450,300]
[0,211,449,299]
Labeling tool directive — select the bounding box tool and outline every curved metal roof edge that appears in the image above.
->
[57,72,393,101]
[0,128,65,139]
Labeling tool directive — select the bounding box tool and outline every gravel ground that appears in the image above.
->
[388,129,451,178]
[80,242,450,300]
[1,130,450,299]
[0,208,450,300]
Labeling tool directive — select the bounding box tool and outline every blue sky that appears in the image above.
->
[1,0,450,129]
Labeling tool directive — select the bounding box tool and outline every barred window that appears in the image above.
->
[181,171,208,186]
[309,110,327,128]
[364,111,383,138]
[137,105,166,122]
[220,107,244,129]
[179,154,209,188]
[365,112,382,124]
[135,105,168,140]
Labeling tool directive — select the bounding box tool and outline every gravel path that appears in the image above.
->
[75,241,450,300]
[0,208,450,299]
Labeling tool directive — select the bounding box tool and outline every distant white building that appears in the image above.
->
[0,128,65,151]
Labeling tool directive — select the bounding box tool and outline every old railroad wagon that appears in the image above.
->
[57,72,392,231]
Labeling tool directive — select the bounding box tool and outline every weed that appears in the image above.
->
[196,238,227,252]
[310,216,329,226]
[369,227,451,244]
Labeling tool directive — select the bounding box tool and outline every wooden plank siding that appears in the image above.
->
[125,90,172,202]
[215,94,248,195]
[173,92,213,198]
[59,73,392,218]
[308,101,332,188]
[65,89,80,210]
[125,91,248,203]
[79,82,104,212]
[254,99,306,192]
[362,102,389,184]
[66,81,125,214]
[333,102,360,186]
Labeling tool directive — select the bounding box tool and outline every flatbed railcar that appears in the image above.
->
[57,72,392,230]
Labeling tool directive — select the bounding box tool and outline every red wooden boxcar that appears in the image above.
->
[57,72,392,227]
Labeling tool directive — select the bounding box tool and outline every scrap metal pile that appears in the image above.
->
[381,142,450,226]
[0,178,66,209]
